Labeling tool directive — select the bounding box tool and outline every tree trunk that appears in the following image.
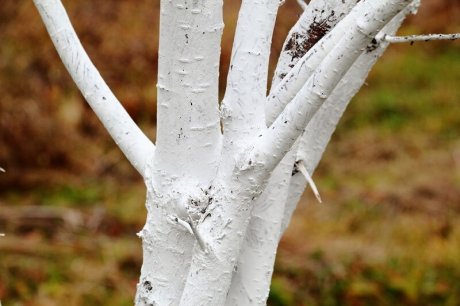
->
[32,0,429,304]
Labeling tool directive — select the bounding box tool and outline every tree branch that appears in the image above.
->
[266,0,364,126]
[220,0,281,171]
[255,0,412,175]
[271,0,357,91]
[180,2,412,305]
[280,1,418,234]
[226,5,417,303]
[296,160,322,203]
[225,2,356,300]
[225,151,296,305]
[33,0,155,178]
[155,0,224,184]
[295,0,308,11]
[383,33,460,43]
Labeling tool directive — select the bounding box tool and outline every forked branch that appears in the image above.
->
[252,0,412,175]
[220,0,281,162]
[280,1,419,234]
[181,2,412,305]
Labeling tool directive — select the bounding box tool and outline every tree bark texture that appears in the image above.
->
[33,0,422,305]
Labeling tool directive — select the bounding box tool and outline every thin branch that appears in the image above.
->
[169,215,194,235]
[296,0,308,10]
[218,0,281,178]
[169,215,208,252]
[0,167,5,173]
[187,217,208,253]
[383,33,460,43]
[33,0,155,178]
[296,160,322,203]
[221,0,280,141]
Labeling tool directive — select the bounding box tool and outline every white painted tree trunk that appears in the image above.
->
[31,0,457,305]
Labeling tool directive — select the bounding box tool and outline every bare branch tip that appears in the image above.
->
[297,160,322,203]
[187,216,209,253]
[295,0,308,11]
[169,215,194,235]
[0,167,5,173]
[384,33,460,44]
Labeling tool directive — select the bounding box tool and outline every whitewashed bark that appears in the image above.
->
[137,1,225,305]
[155,0,223,183]
[227,1,414,304]
[32,0,430,305]
[180,1,411,305]
[384,33,460,43]
[179,2,282,304]
[280,1,420,235]
[224,150,295,306]
[252,0,412,174]
[219,0,281,177]
[271,0,357,90]
[33,0,155,178]
[265,0,380,126]
[225,2,356,304]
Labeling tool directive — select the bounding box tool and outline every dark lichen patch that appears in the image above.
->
[366,38,379,53]
[190,198,199,206]
[284,13,336,62]
[291,161,300,176]
[143,280,153,291]
[177,127,184,141]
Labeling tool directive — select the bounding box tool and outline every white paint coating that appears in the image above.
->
[33,0,155,178]
[271,0,357,91]
[281,2,419,236]
[226,2,352,302]
[226,2,413,304]
[384,33,460,43]
[31,0,436,305]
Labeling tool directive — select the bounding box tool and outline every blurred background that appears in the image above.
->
[0,0,459,305]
